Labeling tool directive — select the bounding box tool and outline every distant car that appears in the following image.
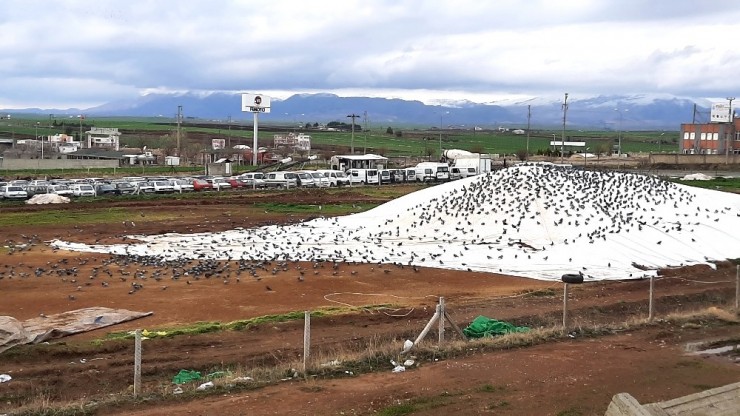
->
[226,177,248,189]
[295,171,316,187]
[112,181,137,195]
[151,180,175,193]
[238,172,266,188]
[169,179,195,193]
[94,183,121,196]
[47,184,74,197]
[192,178,214,191]
[70,184,96,197]
[209,177,232,191]
[316,170,350,187]
[264,171,298,188]
[0,185,28,200]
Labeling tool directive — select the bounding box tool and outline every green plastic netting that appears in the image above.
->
[462,316,529,338]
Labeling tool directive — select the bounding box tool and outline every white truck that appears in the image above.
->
[443,149,492,180]
[414,162,450,182]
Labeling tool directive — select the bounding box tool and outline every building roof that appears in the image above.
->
[333,154,388,160]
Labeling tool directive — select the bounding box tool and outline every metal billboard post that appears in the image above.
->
[242,93,271,166]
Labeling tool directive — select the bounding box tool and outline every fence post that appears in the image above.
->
[562,283,569,329]
[438,297,445,345]
[648,276,655,322]
[303,311,311,372]
[133,329,142,398]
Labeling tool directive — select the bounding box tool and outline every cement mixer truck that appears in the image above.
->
[442,149,492,180]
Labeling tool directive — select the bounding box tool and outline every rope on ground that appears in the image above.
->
[323,292,438,315]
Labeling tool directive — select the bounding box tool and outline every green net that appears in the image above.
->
[463,316,529,339]
[172,369,202,384]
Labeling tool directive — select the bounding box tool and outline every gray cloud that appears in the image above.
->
[2,0,740,108]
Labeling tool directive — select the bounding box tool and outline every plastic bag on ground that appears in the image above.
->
[172,369,201,384]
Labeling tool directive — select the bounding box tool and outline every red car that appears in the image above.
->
[192,178,214,191]
[226,177,248,189]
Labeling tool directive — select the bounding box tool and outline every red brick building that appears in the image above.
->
[680,117,740,155]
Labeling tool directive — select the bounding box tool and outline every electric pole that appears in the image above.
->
[176,105,183,157]
[347,113,359,154]
[526,104,531,161]
[363,111,369,154]
[561,93,568,164]
[727,97,735,164]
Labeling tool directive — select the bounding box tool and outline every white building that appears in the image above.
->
[273,132,311,152]
[85,127,121,150]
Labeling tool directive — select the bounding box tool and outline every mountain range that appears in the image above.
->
[4,93,715,131]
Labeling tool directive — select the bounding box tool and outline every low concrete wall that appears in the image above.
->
[0,159,119,170]
[649,153,740,165]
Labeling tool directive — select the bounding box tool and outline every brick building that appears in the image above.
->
[680,102,740,155]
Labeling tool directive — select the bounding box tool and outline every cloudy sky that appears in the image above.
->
[2,0,740,109]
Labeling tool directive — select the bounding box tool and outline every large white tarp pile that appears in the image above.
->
[26,194,70,204]
[51,163,740,282]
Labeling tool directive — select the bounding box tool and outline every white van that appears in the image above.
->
[316,170,350,187]
[348,169,379,185]
[264,171,298,188]
[414,162,450,182]
[450,166,478,180]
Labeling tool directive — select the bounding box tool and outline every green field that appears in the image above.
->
[0,115,677,161]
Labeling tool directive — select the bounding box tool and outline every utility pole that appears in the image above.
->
[561,93,568,164]
[727,97,735,164]
[363,111,368,154]
[347,113,359,154]
[227,115,232,150]
[176,105,183,157]
[526,104,531,161]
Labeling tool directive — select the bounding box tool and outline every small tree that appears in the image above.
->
[386,126,394,135]
[514,149,528,161]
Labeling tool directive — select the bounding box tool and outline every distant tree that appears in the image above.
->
[395,130,403,138]
[386,127,394,135]
[514,149,528,161]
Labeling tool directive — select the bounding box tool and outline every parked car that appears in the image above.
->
[0,185,28,200]
[295,171,317,187]
[151,180,175,193]
[209,177,232,191]
[111,181,137,195]
[94,183,121,196]
[238,172,266,188]
[226,177,248,189]
[70,183,96,197]
[47,184,74,197]
[264,171,298,188]
[169,179,195,193]
[308,171,330,188]
[316,170,350,187]
[192,178,214,191]
[135,181,155,194]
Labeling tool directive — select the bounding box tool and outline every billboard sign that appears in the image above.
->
[710,102,733,123]
[241,93,271,113]
[212,138,226,150]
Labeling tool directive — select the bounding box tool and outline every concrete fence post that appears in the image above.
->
[133,329,142,398]
[303,311,310,372]
[562,283,569,329]
[438,297,445,345]
[735,265,739,311]
[649,276,655,322]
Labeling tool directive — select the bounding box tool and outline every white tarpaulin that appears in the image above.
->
[0,307,152,353]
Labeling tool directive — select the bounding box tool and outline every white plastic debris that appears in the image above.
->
[392,365,406,373]
[403,359,415,367]
[232,376,253,383]
[0,374,11,383]
[196,381,214,391]
[173,386,183,394]
[402,339,414,353]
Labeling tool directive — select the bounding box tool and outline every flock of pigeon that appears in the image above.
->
[52,163,740,282]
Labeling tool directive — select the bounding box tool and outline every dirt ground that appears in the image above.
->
[0,189,738,415]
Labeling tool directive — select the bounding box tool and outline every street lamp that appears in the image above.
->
[347,114,359,154]
[35,122,42,159]
[614,108,628,157]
